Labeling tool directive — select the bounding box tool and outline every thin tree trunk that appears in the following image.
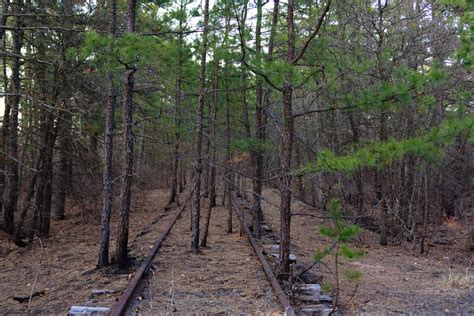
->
[259,0,279,224]
[25,0,56,239]
[0,0,10,216]
[208,58,219,209]
[239,2,251,140]
[3,0,22,234]
[262,0,279,133]
[226,172,233,234]
[33,74,59,238]
[379,111,389,246]
[98,73,116,266]
[348,112,363,214]
[55,0,74,221]
[191,0,210,253]
[376,0,388,246]
[30,112,57,239]
[168,78,181,204]
[97,0,117,268]
[39,142,54,236]
[179,159,185,193]
[279,0,296,277]
[202,121,211,199]
[294,142,304,201]
[250,0,264,239]
[115,0,136,268]
[201,59,219,247]
[55,110,71,220]
[0,0,10,41]
[167,6,184,206]
[225,62,233,235]
[12,155,41,245]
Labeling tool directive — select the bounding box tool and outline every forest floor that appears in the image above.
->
[0,188,175,314]
[133,201,280,314]
[259,187,474,315]
[0,187,472,314]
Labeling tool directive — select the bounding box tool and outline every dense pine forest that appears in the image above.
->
[0,0,472,314]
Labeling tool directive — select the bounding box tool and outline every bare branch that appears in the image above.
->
[292,0,332,65]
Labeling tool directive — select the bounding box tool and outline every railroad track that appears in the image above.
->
[110,195,191,316]
[233,204,295,315]
[109,192,294,316]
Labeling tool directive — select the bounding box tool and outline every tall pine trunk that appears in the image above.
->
[259,0,279,225]
[191,0,210,253]
[279,0,296,277]
[376,0,388,246]
[168,8,185,206]
[0,0,10,218]
[55,0,74,221]
[226,85,233,234]
[55,110,71,220]
[2,0,22,234]
[294,142,304,201]
[98,0,117,268]
[251,0,264,239]
[201,58,219,247]
[115,0,136,268]
[26,0,59,240]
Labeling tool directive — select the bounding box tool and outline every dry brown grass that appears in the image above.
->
[442,269,473,290]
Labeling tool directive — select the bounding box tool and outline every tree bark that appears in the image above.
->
[168,4,187,206]
[0,0,10,217]
[294,142,304,201]
[191,0,210,253]
[250,0,264,239]
[379,111,388,246]
[225,60,233,235]
[259,0,279,225]
[30,111,57,239]
[348,112,363,215]
[115,0,136,268]
[201,58,219,247]
[55,0,74,221]
[239,2,251,140]
[226,171,233,234]
[376,0,388,246]
[3,0,22,234]
[279,0,296,277]
[97,0,117,268]
[0,0,10,41]
[12,155,40,245]
[55,110,71,220]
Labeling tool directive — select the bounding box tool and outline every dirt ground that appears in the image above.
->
[0,189,175,314]
[259,187,474,315]
[134,202,280,314]
[1,186,472,315]
[0,189,282,315]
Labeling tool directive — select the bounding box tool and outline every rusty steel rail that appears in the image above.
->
[110,194,191,316]
[233,203,295,316]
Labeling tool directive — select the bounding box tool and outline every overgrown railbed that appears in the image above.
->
[258,187,473,314]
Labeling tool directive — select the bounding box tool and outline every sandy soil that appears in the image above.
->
[0,189,174,314]
[134,201,281,314]
[259,187,474,314]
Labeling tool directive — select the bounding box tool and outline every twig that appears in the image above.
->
[348,283,359,306]
[27,239,46,310]
[291,213,332,219]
